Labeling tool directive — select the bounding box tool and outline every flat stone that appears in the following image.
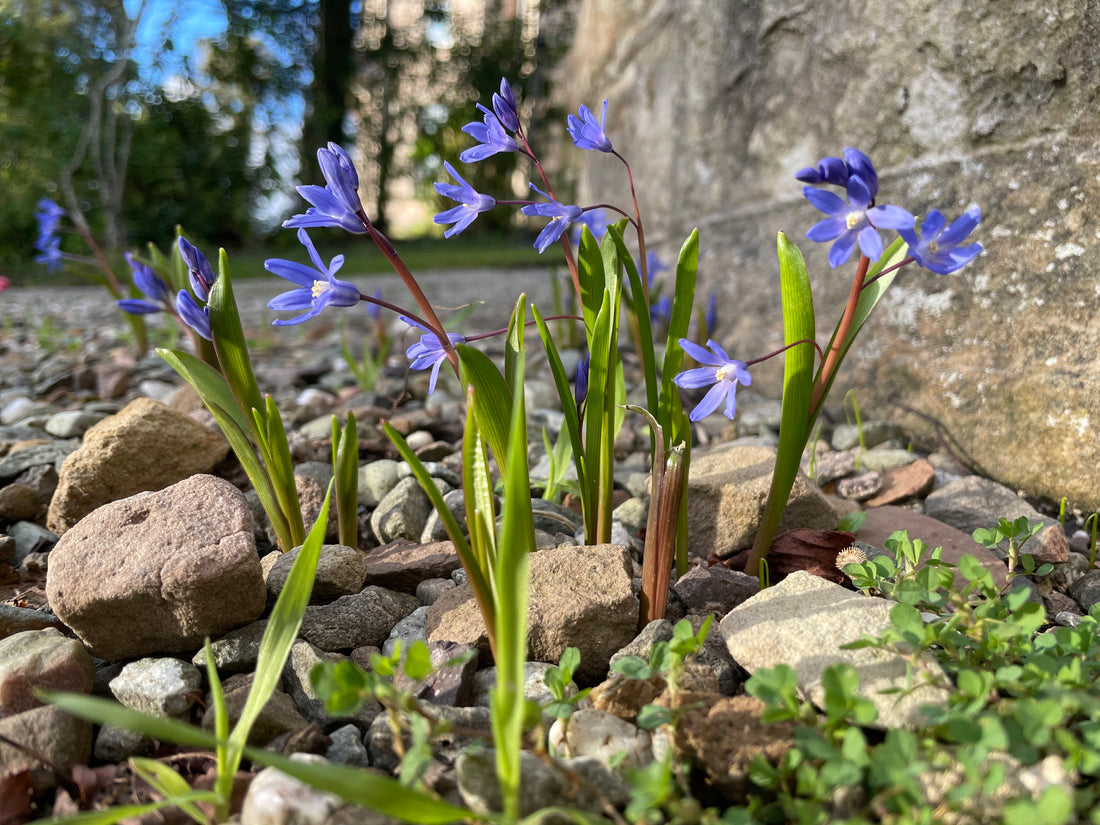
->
[0,441,79,480]
[835,471,883,501]
[361,540,462,593]
[109,657,202,718]
[46,474,266,660]
[426,543,637,682]
[686,444,838,560]
[865,458,936,506]
[720,571,950,729]
[266,544,366,602]
[0,627,94,716]
[47,397,229,535]
[298,586,420,651]
[0,705,93,791]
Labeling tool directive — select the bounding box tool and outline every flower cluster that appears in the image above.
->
[33,199,66,273]
[175,238,217,340]
[799,148,982,274]
[285,143,370,234]
[116,253,172,315]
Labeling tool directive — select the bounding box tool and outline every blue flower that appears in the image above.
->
[704,293,717,334]
[900,207,982,275]
[434,162,496,237]
[35,199,65,247]
[650,295,673,326]
[794,156,849,187]
[492,78,520,133]
[176,290,212,341]
[178,237,217,301]
[33,235,64,273]
[34,199,66,273]
[574,353,590,410]
[265,229,361,326]
[117,253,172,315]
[285,143,369,234]
[803,148,914,267]
[673,338,752,421]
[521,185,585,253]
[401,316,465,395]
[569,209,607,245]
[460,104,519,163]
[567,100,613,153]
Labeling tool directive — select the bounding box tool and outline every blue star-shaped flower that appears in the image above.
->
[117,253,172,315]
[459,104,519,163]
[178,237,217,301]
[900,207,982,275]
[673,338,752,421]
[434,162,496,238]
[803,148,914,267]
[401,316,466,395]
[492,78,520,133]
[265,229,361,326]
[285,143,369,234]
[567,100,613,153]
[176,290,212,341]
[521,185,584,253]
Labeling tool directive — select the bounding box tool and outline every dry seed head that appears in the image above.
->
[835,546,869,570]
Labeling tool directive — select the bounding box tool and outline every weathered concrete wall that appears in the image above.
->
[559,0,1100,511]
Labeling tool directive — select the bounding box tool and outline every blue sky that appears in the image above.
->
[127,0,228,84]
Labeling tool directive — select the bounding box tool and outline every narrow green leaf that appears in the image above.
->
[203,641,229,814]
[492,300,534,821]
[747,232,816,572]
[228,483,332,776]
[457,344,512,472]
[241,749,473,824]
[158,348,250,436]
[207,250,265,433]
[333,412,360,549]
[531,307,588,500]
[608,225,659,418]
[582,292,614,544]
[384,423,473,560]
[38,691,215,750]
[129,758,211,825]
[33,792,222,825]
[576,225,604,334]
[261,395,305,548]
[659,229,699,448]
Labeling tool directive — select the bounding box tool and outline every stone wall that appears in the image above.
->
[558,0,1100,511]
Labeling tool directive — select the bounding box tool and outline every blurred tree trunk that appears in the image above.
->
[303,0,355,165]
[58,0,136,251]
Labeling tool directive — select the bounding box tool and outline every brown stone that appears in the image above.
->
[865,458,937,506]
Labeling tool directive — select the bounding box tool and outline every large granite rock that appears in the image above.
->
[561,0,1100,509]
[46,475,266,660]
[47,397,229,534]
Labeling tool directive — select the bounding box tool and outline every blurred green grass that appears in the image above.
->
[4,234,550,287]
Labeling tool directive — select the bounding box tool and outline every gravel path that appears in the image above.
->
[0,266,560,336]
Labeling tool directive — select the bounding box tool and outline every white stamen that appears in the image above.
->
[311,280,328,298]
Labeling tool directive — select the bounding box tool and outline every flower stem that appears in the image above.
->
[808,254,869,416]
[363,218,460,375]
[613,151,648,299]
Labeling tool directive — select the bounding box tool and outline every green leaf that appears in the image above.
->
[606,224,659,417]
[207,249,265,433]
[747,232,816,571]
[576,225,604,334]
[244,748,473,824]
[158,348,250,435]
[532,306,588,501]
[310,659,372,716]
[129,758,211,825]
[333,411,360,549]
[403,640,433,681]
[457,343,512,473]
[33,792,222,825]
[384,423,472,560]
[610,656,654,680]
[227,482,332,784]
[658,228,699,448]
[636,704,673,730]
